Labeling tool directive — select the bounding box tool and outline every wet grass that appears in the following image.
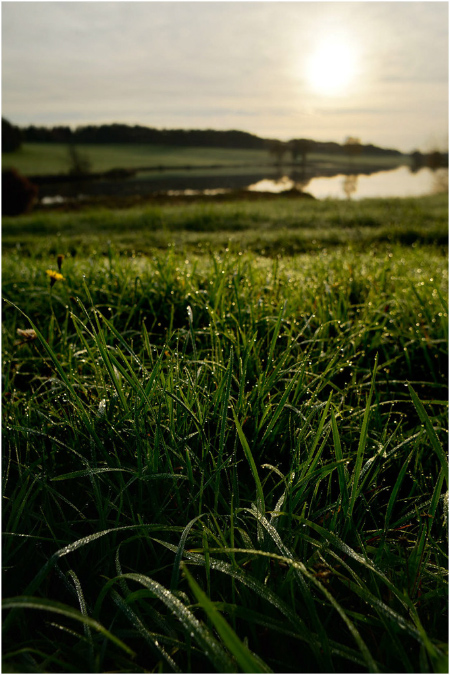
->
[2,194,448,673]
[3,193,447,258]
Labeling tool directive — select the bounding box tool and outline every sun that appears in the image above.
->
[306,39,356,96]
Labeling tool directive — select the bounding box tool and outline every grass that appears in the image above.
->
[2,194,448,673]
[3,193,447,258]
[2,142,409,176]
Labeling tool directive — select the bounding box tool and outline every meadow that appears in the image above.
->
[2,193,448,673]
[2,142,409,177]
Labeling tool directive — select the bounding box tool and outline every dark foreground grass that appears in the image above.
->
[2,196,448,673]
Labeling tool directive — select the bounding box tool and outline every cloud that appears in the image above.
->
[2,1,447,152]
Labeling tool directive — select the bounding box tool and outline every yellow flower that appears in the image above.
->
[46,269,64,287]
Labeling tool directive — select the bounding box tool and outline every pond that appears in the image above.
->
[248,166,448,200]
[38,164,448,206]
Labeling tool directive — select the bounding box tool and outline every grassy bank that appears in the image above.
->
[3,193,447,258]
[2,195,448,672]
[2,142,409,177]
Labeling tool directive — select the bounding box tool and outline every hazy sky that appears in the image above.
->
[2,1,448,152]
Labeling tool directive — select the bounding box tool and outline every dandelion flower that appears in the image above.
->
[46,269,64,287]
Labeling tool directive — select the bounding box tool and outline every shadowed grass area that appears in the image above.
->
[2,195,448,673]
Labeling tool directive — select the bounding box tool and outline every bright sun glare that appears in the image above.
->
[307,39,356,96]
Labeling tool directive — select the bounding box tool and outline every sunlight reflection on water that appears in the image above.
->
[248,166,448,200]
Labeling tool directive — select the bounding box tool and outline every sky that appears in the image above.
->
[2,1,448,153]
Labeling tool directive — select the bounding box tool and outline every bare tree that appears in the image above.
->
[289,139,313,167]
[267,140,288,166]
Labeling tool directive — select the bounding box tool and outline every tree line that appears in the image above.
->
[3,117,403,157]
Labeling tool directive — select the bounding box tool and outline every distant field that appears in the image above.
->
[2,142,410,176]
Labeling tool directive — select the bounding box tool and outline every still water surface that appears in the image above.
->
[40,165,448,205]
[248,166,448,200]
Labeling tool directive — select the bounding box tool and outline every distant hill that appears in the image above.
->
[20,122,403,157]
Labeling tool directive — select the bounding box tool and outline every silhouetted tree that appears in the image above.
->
[427,151,444,170]
[267,140,288,165]
[51,126,73,143]
[290,139,313,166]
[2,118,23,152]
[2,168,38,215]
[410,150,424,173]
[67,144,91,176]
[344,136,362,158]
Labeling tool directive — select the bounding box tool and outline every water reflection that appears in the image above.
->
[246,176,295,193]
[38,164,448,207]
[247,166,448,200]
[342,175,358,199]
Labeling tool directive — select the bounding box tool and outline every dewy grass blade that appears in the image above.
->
[2,596,135,657]
[153,538,317,647]
[409,467,446,597]
[331,409,350,517]
[182,564,272,673]
[109,573,236,672]
[233,411,265,538]
[348,354,378,520]
[111,590,182,673]
[295,517,414,613]
[170,514,205,591]
[187,304,198,361]
[408,383,448,485]
[67,571,94,665]
[244,506,332,670]
[215,348,234,511]
[384,449,414,531]
[301,395,332,473]
[258,369,299,442]
[164,390,206,442]
[92,323,129,414]
[51,467,135,482]
[22,525,177,599]
[259,302,286,392]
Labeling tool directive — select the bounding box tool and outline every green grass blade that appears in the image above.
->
[408,383,448,484]
[348,354,378,519]
[331,409,350,517]
[170,514,205,591]
[182,564,272,673]
[215,348,234,511]
[115,573,236,672]
[2,596,135,656]
[111,590,182,673]
[233,410,265,534]
[384,449,414,531]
